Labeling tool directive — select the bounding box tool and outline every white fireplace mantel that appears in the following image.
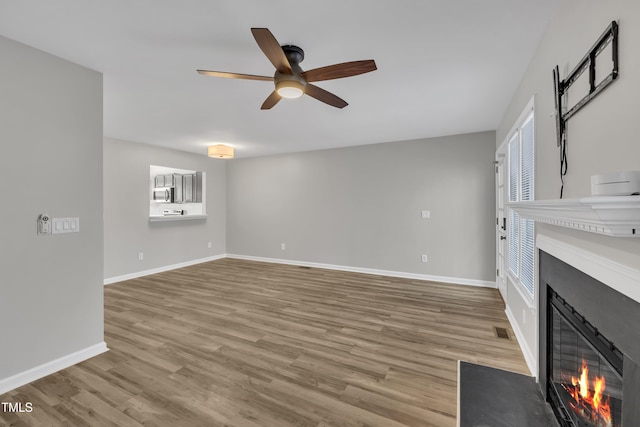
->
[508,195,640,237]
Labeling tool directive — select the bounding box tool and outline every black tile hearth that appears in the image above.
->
[458,361,558,427]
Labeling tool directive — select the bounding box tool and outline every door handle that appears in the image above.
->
[500,236,507,240]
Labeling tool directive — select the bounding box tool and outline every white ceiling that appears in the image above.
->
[0,1,558,158]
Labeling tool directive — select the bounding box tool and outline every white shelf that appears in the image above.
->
[149,215,207,222]
[508,195,640,237]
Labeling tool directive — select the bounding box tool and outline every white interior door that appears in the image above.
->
[495,155,507,300]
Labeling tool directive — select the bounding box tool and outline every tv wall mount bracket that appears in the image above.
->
[552,20,618,198]
[553,21,619,148]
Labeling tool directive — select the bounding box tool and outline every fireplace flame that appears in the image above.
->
[567,359,612,427]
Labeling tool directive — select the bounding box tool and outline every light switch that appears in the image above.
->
[421,210,431,219]
[52,217,80,234]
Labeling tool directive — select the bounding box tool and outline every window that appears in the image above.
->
[508,107,535,297]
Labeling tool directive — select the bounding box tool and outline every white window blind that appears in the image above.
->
[507,107,535,298]
[521,114,535,202]
[509,209,519,276]
[508,132,520,277]
[520,113,535,295]
[508,133,519,203]
[521,218,535,295]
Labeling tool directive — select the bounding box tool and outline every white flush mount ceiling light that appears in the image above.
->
[207,144,234,159]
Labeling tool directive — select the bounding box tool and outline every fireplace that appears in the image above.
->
[539,250,640,426]
[548,288,623,426]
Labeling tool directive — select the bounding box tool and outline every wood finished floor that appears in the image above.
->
[0,258,529,427]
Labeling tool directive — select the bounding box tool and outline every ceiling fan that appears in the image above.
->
[197,28,377,110]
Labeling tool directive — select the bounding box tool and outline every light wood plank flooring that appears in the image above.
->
[0,258,529,426]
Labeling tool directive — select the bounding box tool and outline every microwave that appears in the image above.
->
[152,187,174,202]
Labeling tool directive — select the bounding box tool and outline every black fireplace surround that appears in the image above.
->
[539,250,640,426]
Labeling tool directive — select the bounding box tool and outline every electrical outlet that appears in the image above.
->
[207,242,212,249]
[281,243,286,250]
[138,252,144,261]
[37,214,51,235]
[421,254,428,263]
[421,210,431,219]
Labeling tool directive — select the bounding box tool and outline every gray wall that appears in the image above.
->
[227,132,497,283]
[497,0,640,369]
[0,36,104,380]
[103,138,226,280]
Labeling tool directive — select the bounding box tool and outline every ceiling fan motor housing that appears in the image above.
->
[275,45,306,97]
[282,45,304,65]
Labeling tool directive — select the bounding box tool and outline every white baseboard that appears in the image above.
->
[226,254,497,288]
[105,253,496,289]
[505,305,536,377]
[0,342,108,395]
[104,254,226,285]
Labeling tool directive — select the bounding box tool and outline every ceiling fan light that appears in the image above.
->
[276,80,305,99]
[208,144,234,159]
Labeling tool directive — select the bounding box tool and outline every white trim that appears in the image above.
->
[0,342,108,395]
[502,95,535,149]
[226,254,496,288]
[104,254,226,285]
[504,306,536,376]
[537,234,640,304]
[496,139,509,302]
[104,253,496,288]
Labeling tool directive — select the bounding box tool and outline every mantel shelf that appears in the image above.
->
[508,195,640,237]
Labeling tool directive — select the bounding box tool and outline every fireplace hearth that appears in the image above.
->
[539,250,640,426]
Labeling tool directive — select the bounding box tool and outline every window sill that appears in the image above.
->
[149,215,207,222]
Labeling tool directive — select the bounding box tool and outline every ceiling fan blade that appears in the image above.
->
[301,60,377,82]
[261,91,282,110]
[305,84,348,109]
[197,70,273,81]
[251,28,292,74]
